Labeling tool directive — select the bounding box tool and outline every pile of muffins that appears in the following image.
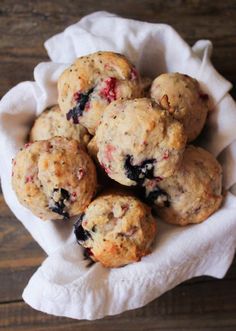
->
[12,51,223,268]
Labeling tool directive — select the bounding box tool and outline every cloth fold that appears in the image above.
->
[0,11,235,320]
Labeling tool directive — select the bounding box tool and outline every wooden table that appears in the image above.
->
[0,1,235,330]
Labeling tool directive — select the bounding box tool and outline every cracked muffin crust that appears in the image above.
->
[74,192,157,268]
[144,145,223,225]
[12,137,97,220]
[30,105,91,148]
[58,51,141,135]
[96,98,187,186]
[151,73,209,142]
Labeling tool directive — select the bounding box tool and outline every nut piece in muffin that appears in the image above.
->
[12,137,97,220]
[144,145,223,225]
[30,105,91,148]
[74,192,157,268]
[58,51,141,135]
[151,73,209,142]
[96,98,187,186]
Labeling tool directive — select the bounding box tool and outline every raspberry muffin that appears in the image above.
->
[58,51,141,135]
[12,137,97,220]
[74,192,157,268]
[144,145,223,225]
[30,105,91,148]
[96,98,187,186]
[151,73,209,142]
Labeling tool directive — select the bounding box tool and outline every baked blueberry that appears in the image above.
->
[124,155,156,184]
[49,188,70,219]
[146,186,170,207]
[66,88,94,124]
[74,213,92,243]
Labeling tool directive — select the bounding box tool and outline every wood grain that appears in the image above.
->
[1,274,236,330]
[0,0,236,99]
[0,0,236,329]
[0,196,46,302]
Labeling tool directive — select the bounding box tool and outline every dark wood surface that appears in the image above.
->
[0,1,236,330]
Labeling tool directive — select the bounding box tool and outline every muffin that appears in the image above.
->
[144,145,223,225]
[96,98,187,186]
[151,73,209,142]
[30,105,91,148]
[74,192,157,268]
[58,51,141,134]
[12,137,97,220]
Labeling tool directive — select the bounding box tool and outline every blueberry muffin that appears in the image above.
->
[144,145,223,225]
[57,51,141,135]
[96,98,187,186]
[74,192,157,268]
[30,105,91,148]
[151,73,209,142]
[12,137,97,220]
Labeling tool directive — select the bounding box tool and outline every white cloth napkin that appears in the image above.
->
[0,11,236,320]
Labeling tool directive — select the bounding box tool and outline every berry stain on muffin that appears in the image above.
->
[104,144,116,162]
[25,175,34,184]
[66,88,94,124]
[99,77,117,102]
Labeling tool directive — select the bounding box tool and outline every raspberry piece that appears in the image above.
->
[104,144,116,162]
[163,151,169,160]
[77,168,85,181]
[24,143,32,148]
[100,77,117,102]
[25,175,34,183]
[71,192,77,202]
[101,162,111,174]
